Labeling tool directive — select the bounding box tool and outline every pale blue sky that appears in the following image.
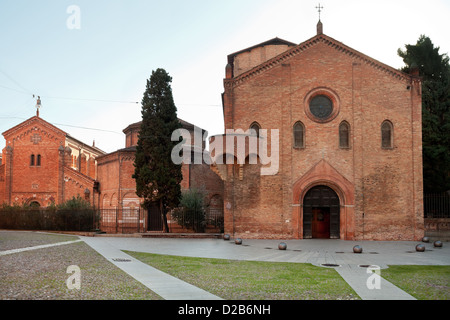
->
[1,0,449,153]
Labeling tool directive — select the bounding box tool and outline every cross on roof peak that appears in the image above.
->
[315,3,324,21]
[315,3,324,35]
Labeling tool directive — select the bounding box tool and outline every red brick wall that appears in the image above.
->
[0,117,99,208]
[0,163,5,203]
[97,152,121,209]
[220,34,424,240]
[1,118,65,207]
[62,167,96,205]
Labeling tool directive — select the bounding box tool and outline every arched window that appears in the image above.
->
[250,122,261,137]
[381,121,393,149]
[36,154,41,166]
[30,154,35,166]
[293,121,305,148]
[339,121,350,148]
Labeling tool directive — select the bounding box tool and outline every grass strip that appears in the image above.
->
[381,265,450,300]
[125,251,360,300]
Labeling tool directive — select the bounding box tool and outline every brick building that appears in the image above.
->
[96,119,224,233]
[211,21,424,241]
[0,112,224,233]
[0,112,105,208]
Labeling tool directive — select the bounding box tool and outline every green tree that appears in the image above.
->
[56,195,93,210]
[398,35,450,193]
[172,188,207,232]
[133,68,183,232]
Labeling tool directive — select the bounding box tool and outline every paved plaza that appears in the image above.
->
[82,236,449,300]
[1,231,449,300]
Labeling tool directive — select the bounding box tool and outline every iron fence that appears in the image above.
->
[424,193,450,218]
[170,208,224,233]
[99,208,144,234]
[0,206,224,234]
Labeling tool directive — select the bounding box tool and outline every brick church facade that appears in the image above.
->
[0,21,425,241]
[0,113,105,208]
[211,21,424,241]
[0,112,223,233]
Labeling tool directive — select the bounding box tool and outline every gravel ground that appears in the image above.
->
[0,231,162,300]
[0,231,80,251]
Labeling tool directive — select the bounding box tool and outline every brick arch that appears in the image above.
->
[291,159,355,240]
[110,193,118,208]
[24,198,41,207]
[122,192,141,209]
[208,194,224,215]
[101,193,109,208]
[209,133,260,166]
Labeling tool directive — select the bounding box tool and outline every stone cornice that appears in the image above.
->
[2,116,66,140]
[225,34,412,89]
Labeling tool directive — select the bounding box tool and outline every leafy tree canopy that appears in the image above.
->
[398,35,450,193]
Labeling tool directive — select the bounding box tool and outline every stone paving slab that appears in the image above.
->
[336,265,416,300]
[0,239,83,256]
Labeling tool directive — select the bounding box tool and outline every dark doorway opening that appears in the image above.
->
[147,202,163,231]
[303,185,340,239]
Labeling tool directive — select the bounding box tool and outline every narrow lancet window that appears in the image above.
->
[339,121,350,148]
[381,121,393,149]
[293,122,305,148]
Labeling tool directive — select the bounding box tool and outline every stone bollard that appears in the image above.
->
[434,240,443,248]
[415,244,425,252]
[353,245,363,254]
[278,242,287,250]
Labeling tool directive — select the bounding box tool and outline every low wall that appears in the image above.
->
[424,218,450,241]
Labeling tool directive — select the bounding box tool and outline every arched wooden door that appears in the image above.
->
[303,185,340,239]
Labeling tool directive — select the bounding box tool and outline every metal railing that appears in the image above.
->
[424,193,450,218]
[0,206,224,234]
[99,208,144,234]
[169,208,224,233]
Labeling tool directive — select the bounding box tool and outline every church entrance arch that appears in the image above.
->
[303,185,340,239]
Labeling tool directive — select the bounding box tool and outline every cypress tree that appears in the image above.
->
[133,68,182,232]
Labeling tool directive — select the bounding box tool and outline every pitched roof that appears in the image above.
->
[226,33,412,88]
[66,134,106,155]
[122,118,205,134]
[2,115,66,138]
[2,115,106,155]
[227,37,297,65]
